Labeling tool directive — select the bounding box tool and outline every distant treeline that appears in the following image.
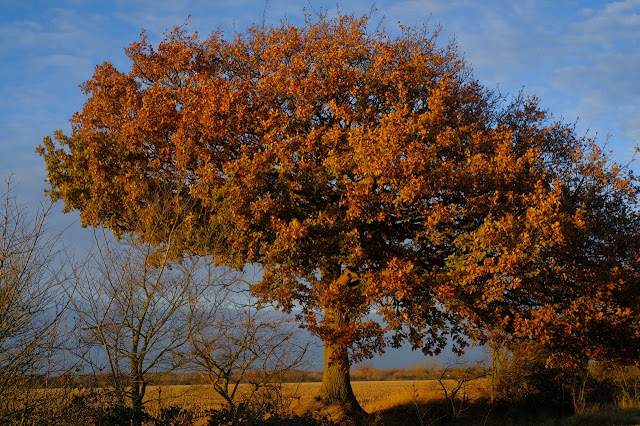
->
[46,363,486,388]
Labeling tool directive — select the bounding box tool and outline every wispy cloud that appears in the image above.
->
[378,0,639,164]
[548,1,640,155]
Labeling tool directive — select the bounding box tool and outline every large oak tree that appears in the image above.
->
[38,14,640,412]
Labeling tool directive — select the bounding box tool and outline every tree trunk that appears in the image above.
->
[319,307,365,415]
[130,366,146,426]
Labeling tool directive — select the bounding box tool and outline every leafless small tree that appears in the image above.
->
[190,284,309,413]
[488,339,513,404]
[0,176,70,424]
[437,357,487,420]
[69,225,242,426]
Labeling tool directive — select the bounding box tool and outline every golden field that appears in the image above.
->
[137,378,640,425]
[21,374,640,425]
[141,379,491,420]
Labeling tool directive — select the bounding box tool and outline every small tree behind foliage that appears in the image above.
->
[190,284,309,412]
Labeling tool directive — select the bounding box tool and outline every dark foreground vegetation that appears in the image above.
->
[4,355,640,425]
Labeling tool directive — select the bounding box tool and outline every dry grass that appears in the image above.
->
[25,377,640,425]
[358,378,490,412]
[141,378,491,420]
[139,379,640,425]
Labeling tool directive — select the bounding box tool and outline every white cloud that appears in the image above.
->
[547,1,640,161]
[0,21,46,58]
[565,0,640,46]
[378,0,638,167]
[622,111,640,152]
[34,52,92,69]
[551,52,640,104]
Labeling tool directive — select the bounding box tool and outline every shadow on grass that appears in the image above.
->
[370,398,640,425]
[565,407,640,426]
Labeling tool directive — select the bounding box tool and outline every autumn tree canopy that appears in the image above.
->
[39,13,640,406]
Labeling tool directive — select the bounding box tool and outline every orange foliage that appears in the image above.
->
[39,14,640,368]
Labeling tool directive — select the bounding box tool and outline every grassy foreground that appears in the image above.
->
[142,379,486,415]
[138,379,640,425]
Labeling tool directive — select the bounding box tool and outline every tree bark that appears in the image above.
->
[319,307,365,415]
[130,362,146,426]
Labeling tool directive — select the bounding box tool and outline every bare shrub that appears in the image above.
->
[69,227,241,426]
[0,177,70,423]
[589,361,640,409]
[190,281,309,414]
[436,357,486,420]
[490,341,578,415]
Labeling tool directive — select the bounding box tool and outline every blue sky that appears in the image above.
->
[1,0,639,368]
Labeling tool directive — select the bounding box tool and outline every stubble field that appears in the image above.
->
[136,378,640,425]
[141,379,491,422]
